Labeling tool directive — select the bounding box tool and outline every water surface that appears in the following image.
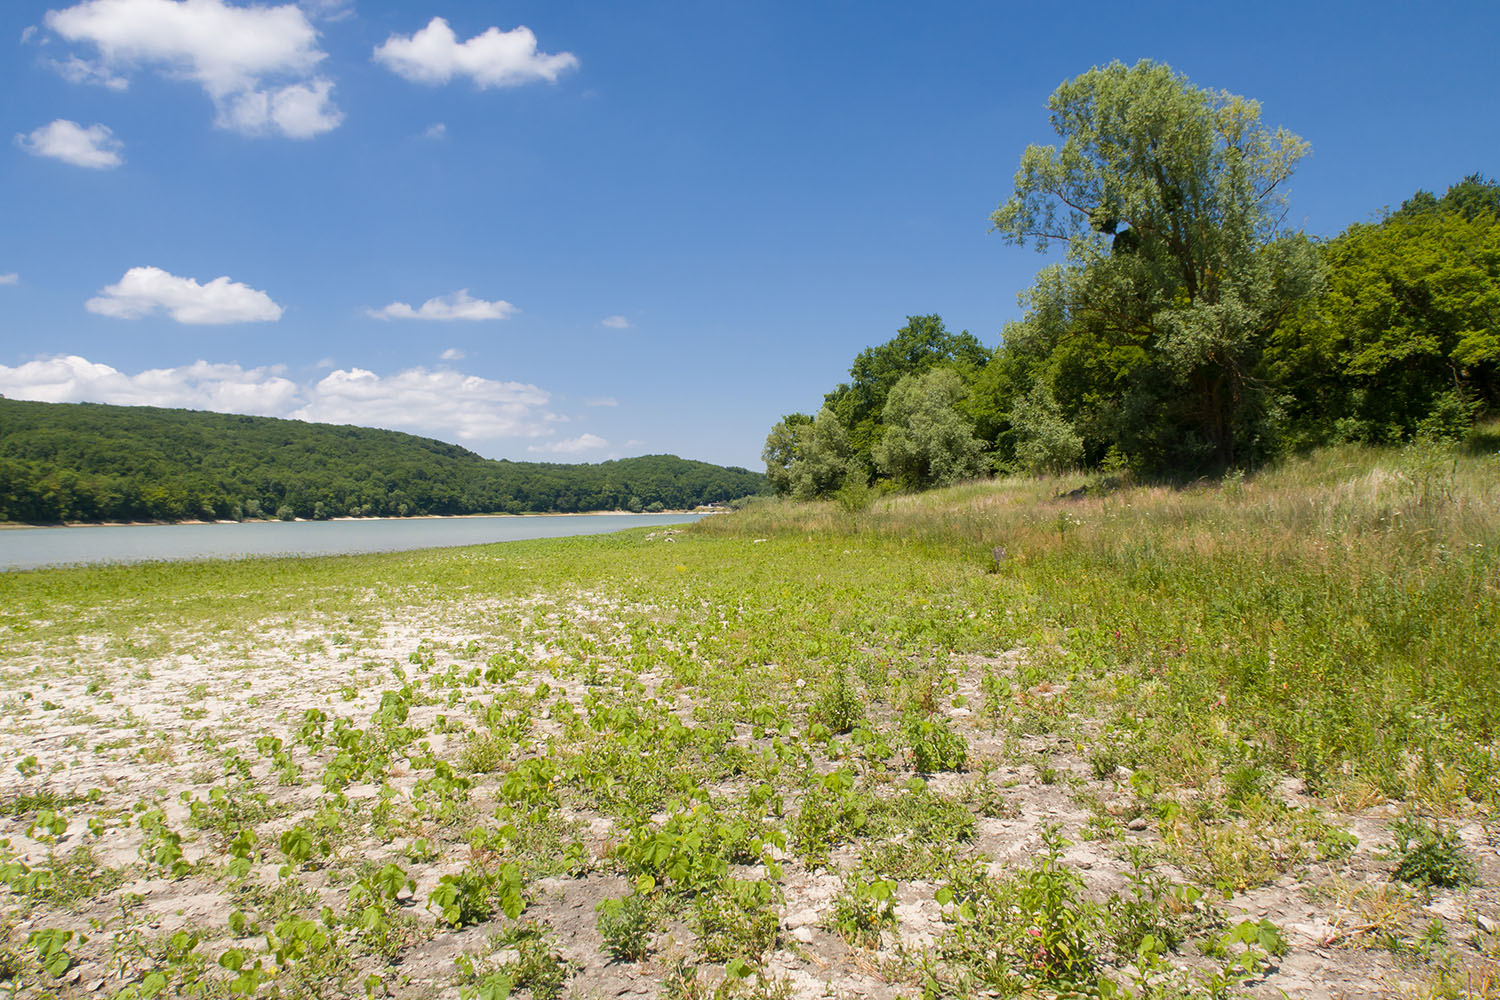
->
[0,513,705,571]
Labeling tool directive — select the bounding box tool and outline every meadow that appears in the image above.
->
[0,433,1496,999]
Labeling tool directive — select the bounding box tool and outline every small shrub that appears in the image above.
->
[596,893,654,961]
[827,875,896,949]
[694,879,780,961]
[1386,817,1475,888]
[810,674,864,735]
[906,717,967,773]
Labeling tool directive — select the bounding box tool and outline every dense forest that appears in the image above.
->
[0,399,765,523]
[765,61,1499,498]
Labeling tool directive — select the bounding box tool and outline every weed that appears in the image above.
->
[596,893,655,961]
[827,874,897,949]
[1386,816,1476,888]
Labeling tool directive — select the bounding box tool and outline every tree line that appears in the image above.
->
[0,399,765,523]
[765,60,1499,498]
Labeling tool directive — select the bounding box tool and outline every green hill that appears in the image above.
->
[0,399,766,523]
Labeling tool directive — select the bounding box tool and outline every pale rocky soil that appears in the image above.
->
[1,585,1495,999]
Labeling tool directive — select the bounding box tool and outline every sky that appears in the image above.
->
[2,1,1496,471]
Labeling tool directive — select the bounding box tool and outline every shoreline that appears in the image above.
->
[0,508,721,530]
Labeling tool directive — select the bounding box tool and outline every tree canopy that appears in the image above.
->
[824,315,987,469]
[0,399,766,523]
[988,59,1320,470]
[761,64,1499,495]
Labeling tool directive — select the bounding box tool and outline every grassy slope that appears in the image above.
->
[0,432,1495,997]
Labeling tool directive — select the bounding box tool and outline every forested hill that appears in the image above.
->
[0,399,766,523]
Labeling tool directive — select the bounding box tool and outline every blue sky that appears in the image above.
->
[2,1,1496,470]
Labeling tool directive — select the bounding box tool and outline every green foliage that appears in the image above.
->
[1384,817,1476,888]
[1009,381,1084,474]
[940,826,1100,991]
[595,893,655,961]
[808,672,864,734]
[429,863,525,927]
[26,928,81,978]
[827,874,897,949]
[872,368,989,490]
[761,407,862,500]
[824,315,989,468]
[0,398,766,522]
[904,716,968,773]
[989,59,1320,471]
[694,879,781,961]
[1269,197,1500,444]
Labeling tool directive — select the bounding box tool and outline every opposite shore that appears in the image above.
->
[0,507,724,530]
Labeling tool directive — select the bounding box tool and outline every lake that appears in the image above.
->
[0,512,707,571]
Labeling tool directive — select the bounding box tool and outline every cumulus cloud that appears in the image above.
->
[374,16,577,88]
[422,122,446,140]
[44,0,342,138]
[16,119,124,168]
[294,367,553,441]
[0,273,18,285]
[367,290,516,322]
[528,433,608,455]
[0,354,564,445]
[86,266,283,324]
[600,315,631,329]
[220,77,341,138]
[439,347,465,360]
[0,355,301,412]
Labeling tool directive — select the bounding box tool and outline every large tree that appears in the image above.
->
[989,60,1319,470]
[762,407,861,500]
[824,315,988,470]
[872,368,988,490]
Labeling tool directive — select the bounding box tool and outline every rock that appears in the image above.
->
[1426,898,1462,922]
[791,926,814,944]
[1127,817,1148,831]
[1476,913,1497,933]
[784,908,819,928]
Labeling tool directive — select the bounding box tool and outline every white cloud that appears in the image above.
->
[86,266,283,324]
[0,273,18,285]
[52,54,130,89]
[422,121,447,140]
[221,77,341,138]
[0,354,563,445]
[44,0,342,138]
[295,367,553,441]
[528,433,608,455]
[440,347,465,360]
[0,355,301,412]
[16,119,124,168]
[601,314,631,329]
[374,16,577,89]
[584,396,617,407]
[296,0,352,21]
[367,290,516,322]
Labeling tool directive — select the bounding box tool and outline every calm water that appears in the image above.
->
[0,513,706,571]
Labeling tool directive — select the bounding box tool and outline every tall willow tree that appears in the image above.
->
[990,60,1320,470]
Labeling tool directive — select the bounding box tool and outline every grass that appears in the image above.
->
[0,430,1495,997]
